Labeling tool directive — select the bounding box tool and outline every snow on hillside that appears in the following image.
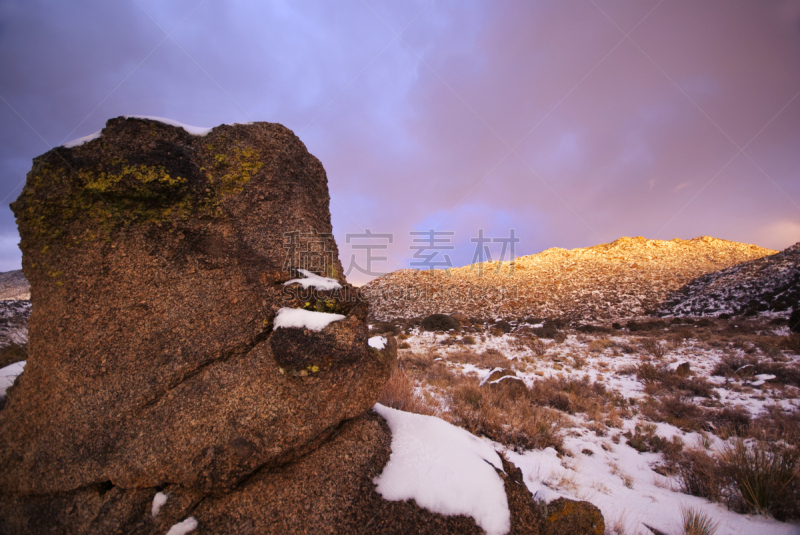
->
[379,316,800,534]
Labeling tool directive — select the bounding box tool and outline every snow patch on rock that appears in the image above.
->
[284,269,342,290]
[372,403,510,535]
[273,308,344,331]
[368,336,387,350]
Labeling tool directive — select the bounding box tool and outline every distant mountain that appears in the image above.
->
[659,242,799,319]
[364,237,776,322]
[0,270,29,301]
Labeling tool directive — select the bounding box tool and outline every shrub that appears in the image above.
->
[446,382,566,451]
[588,339,612,353]
[719,438,800,520]
[421,314,460,332]
[627,320,666,332]
[676,448,723,501]
[712,406,751,434]
[526,337,547,356]
[448,348,508,369]
[462,335,476,345]
[493,320,513,333]
[640,337,667,358]
[398,342,410,350]
[577,324,611,333]
[681,506,719,535]
[531,324,559,339]
[643,394,706,430]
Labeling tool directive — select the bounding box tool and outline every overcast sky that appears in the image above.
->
[1,0,799,283]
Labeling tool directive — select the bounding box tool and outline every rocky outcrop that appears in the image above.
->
[0,117,598,534]
[0,118,600,534]
[658,242,800,319]
[0,117,397,532]
[365,236,775,322]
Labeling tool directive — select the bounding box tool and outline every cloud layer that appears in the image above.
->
[1,0,798,283]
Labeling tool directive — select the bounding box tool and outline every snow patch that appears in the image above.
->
[750,374,776,386]
[165,517,198,535]
[272,308,345,332]
[479,367,506,387]
[489,375,523,385]
[283,269,342,290]
[151,492,168,518]
[63,130,102,148]
[372,404,510,535]
[0,360,25,397]
[368,336,387,350]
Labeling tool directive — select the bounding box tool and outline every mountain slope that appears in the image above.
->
[0,270,29,300]
[364,236,775,321]
[659,242,799,318]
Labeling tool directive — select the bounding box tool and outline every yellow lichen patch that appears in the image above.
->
[82,163,187,198]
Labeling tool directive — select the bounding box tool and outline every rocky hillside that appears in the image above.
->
[659,242,799,319]
[0,270,29,300]
[364,236,775,322]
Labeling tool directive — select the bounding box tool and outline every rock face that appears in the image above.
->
[0,117,396,531]
[0,117,598,534]
[365,236,776,321]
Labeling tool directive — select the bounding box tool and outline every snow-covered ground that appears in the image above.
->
[385,322,800,535]
[2,319,797,534]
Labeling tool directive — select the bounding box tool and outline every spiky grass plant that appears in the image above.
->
[681,506,719,535]
[719,437,799,519]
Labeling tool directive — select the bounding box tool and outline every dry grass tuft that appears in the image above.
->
[640,337,667,358]
[377,369,437,416]
[445,380,567,451]
[681,506,719,535]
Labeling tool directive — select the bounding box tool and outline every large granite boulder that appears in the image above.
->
[0,117,392,498]
[0,117,600,535]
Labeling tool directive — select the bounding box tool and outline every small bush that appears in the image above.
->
[526,337,547,356]
[719,438,800,520]
[640,337,667,358]
[398,342,410,350]
[448,349,508,369]
[493,320,513,333]
[421,314,460,332]
[577,324,611,334]
[588,339,612,353]
[627,320,666,332]
[712,406,751,434]
[462,335,476,345]
[681,506,719,535]
[676,448,723,501]
[531,324,559,339]
[446,381,566,451]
